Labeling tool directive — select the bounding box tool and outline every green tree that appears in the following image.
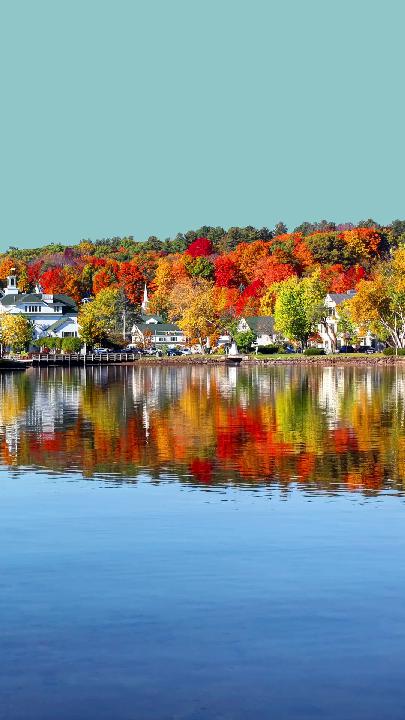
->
[274,275,325,348]
[188,256,214,279]
[78,287,121,346]
[336,303,359,345]
[273,221,288,236]
[306,231,352,266]
[233,330,255,353]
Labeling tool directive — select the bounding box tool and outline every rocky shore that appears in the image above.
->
[135,354,405,366]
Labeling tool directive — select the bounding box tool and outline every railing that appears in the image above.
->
[31,353,139,364]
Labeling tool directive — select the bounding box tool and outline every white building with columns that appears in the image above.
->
[0,272,79,343]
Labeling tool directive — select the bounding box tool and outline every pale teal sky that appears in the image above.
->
[0,0,403,250]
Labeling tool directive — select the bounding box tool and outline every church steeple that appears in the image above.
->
[141,284,149,313]
[4,269,19,295]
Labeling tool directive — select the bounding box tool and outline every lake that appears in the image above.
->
[1,364,405,720]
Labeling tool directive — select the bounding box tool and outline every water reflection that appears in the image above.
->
[1,364,405,494]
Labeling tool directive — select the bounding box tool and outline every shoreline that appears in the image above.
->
[134,354,405,366]
[4,354,405,371]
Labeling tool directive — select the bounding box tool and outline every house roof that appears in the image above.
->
[243,316,275,334]
[133,322,183,333]
[46,318,73,333]
[0,292,77,311]
[327,290,356,306]
[140,312,163,323]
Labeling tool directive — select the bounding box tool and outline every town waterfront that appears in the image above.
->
[1,365,405,719]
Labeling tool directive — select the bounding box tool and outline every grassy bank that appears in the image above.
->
[134,353,405,366]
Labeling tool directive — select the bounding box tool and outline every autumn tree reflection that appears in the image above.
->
[0,365,404,494]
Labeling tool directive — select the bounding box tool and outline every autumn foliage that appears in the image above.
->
[0,222,398,337]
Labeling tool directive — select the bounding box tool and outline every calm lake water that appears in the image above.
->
[1,364,405,720]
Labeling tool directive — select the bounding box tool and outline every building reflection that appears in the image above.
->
[0,364,404,494]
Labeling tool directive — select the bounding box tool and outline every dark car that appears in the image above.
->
[167,348,182,356]
[356,346,376,354]
[338,345,355,353]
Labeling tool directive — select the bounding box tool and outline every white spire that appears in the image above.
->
[141,284,149,313]
[4,269,19,295]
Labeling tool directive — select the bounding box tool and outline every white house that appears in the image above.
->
[237,316,276,347]
[318,290,374,352]
[131,284,186,347]
[131,314,186,347]
[0,272,79,344]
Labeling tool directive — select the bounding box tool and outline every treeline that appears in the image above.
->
[4,218,405,263]
[1,219,405,348]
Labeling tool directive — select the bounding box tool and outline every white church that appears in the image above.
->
[130,285,186,347]
[0,271,79,343]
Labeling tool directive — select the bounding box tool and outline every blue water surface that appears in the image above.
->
[1,471,405,720]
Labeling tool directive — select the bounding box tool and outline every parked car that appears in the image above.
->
[356,346,376,354]
[94,347,110,354]
[181,348,192,355]
[338,345,355,353]
[167,348,182,356]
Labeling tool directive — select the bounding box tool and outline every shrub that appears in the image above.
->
[383,347,405,356]
[61,337,83,353]
[257,345,279,354]
[233,330,255,353]
[42,336,62,351]
[303,347,325,356]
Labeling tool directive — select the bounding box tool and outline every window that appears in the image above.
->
[170,337,177,342]
[62,332,77,337]
[25,305,42,313]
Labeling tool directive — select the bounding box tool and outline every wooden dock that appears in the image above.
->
[31,352,138,366]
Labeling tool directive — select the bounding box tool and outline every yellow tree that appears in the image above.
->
[178,288,219,345]
[259,286,277,316]
[0,259,29,291]
[0,257,16,282]
[78,287,121,346]
[148,257,174,317]
[347,251,405,348]
[342,228,382,261]
[0,314,33,352]
[168,278,212,322]
[171,280,220,345]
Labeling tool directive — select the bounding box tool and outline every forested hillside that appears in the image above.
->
[1,218,405,346]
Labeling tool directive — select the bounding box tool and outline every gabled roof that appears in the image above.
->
[133,322,183,333]
[140,312,163,323]
[0,292,77,311]
[242,316,275,334]
[46,317,74,332]
[327,290,356,306]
